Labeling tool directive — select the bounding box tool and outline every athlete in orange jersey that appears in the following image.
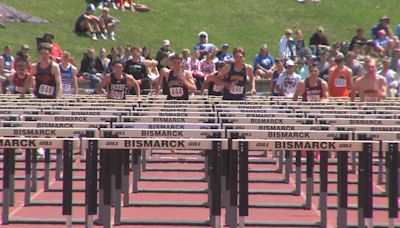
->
[328,53,352,97]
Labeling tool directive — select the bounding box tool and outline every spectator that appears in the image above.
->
[309,26,329,54]
[346,51,363,78]
[74,4,105,40]
[351,43,365,62]
[107,47,121,71]
[270,58,285,96]
[275,59,301,97]
[397,24,400,40]
[350,28,367,50]
[216,43,233,63]
[374,29,390,54]
[193,31,216,59]
[182,49,192,71]
[371,16,393,39]
[124,46,150,95]
[155,40,173,70]
[40,32,64,62]
[253,44,275,79]
[120,46,132,63]
[200,62,226,96]
[317,50,330,79]
[298,55,314,80]
[142,46,152,60]
[79,48,102,89]
[377,57,398,97]
[99,7,120,41]
[0,45,15,78]
[294,29,305,54]
[94,47,111,74]
[328,53,352,97]
[391,48,400,73]
[142,46,159,85]
[115,0,135,12]
[59,51,78,95]
[14,44,31,72]
[279,29,296,60]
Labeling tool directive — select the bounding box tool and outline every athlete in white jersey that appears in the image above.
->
[59,52,78,95]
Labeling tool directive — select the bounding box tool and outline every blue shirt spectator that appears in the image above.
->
[193,31,216,59]
[216,43,233,62]
[253,44,274,76]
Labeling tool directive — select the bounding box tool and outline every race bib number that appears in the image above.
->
[229,85,244,95]
[170,87,184,97]
[212,84,224,93]
[307,95,321,102]
[38,84,55,96]
[335,77,346,87]
[364,96,379,102]
[63,84,72,93]
[14,86,23,93]
[109,90,125,100]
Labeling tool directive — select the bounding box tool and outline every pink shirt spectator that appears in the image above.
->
[199,59,215,77]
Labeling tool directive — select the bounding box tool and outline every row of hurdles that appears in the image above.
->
[0,94,399,228]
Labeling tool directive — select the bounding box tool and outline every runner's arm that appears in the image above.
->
[52,63,63,98]
[246,64,256,95]
[292,80,305,101]
[127,74,141,99]
[321,80,329,102]
[96,74,111,95]
[72,66,79,94]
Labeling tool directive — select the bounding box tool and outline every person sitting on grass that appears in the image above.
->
[99,7,120,41]
[74,4,106,40]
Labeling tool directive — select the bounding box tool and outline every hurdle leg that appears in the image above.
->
[85,140,98,228]
[96,150,105,225]
[24,149,32,205]
[122,150,130,207]
[294,151,301,196]
[305,151,314,209]
[62,141,74,228]
[103,152,112,228]
[387,143,398,228]
[44,149,51,191]
[349,151,356,174]
[337,151,348,227]
[319,152,328,228]
[141,149,146,171]
[226,148,238,228]
[211,141,222,228]
[238,142,248,228]
[2,149,11,224]
[9,149,15,206]
[114,152,122,225]
[132,149,140,193]
[55,149,62,180]
[284,151,292,184]
[277,150,283,173]
[31,149,38,192]
[377,148,384,185]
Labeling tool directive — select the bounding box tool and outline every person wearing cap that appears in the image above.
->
[275,59,301,98]
[293,64,328,101]
[309,26,329,54]
[99,7,120,41]
[156,53,196,100]
[193,31,216,59]
[40,32,64,62]
[279,29,296,60]
[155,40,173,70]
[216,43,233,63]
[217,47,256,100]
[74,4,104,40]
[253,44,275,79]
[351,59,387,102]
[14,44,31,72]
[328,53,353,98]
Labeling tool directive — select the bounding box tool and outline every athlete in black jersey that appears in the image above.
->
[97,60,140,99]
[157,53,196,100]
[30,43,62,99]
[217,47,255,100]
[200,62,225,96]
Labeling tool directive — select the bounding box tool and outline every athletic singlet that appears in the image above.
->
[207,72,224,96]
[59,64,73,95]
[35,61,57,99]
[329,66,351,97]
[302,78,323,101]
[107,73,128,100]
[12,72,28,94]
[167,70,189,100]
[222,64,246,100]
[1,54,13,71]
[271,70,280,96]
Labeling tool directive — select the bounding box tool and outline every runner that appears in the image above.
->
[157,53,196,100]
[30,43,62,99]
[8,61,34,98]
[59,52,78,95]
[328,53,352,98]
[217,47,256,100]
[97,60,141,99]
[351,59,387,102]
[200,62,225,96]
[292,64,329,101]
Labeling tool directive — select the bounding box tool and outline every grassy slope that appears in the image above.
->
[0,0,399,63]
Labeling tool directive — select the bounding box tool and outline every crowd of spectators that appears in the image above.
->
[1,12,400,100]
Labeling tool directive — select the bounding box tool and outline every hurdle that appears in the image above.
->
[81,138,228,228]
[232,139,379,228]
[1,137,80,227]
